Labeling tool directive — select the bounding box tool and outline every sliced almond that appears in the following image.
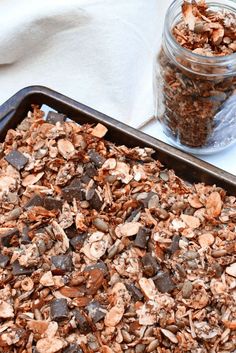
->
[57,139,75,160]
[206,192,222,218]
[181,214,200,229]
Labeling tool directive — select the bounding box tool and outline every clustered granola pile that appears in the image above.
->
[158,0,236,147]
[0,108,236,353]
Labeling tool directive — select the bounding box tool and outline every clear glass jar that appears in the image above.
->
[154,0,236,155]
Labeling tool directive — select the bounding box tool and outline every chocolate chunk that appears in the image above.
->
[73,309,92,334]
[70,234,87,251]
[46,111,66,125]
[80,174,91,184]
[87,189,103,211]
[21,227,31,245]
[51,298,69,321]
[126,283,144,301]
[24,194,44,209]
[51,254,73,274]
[62,179,84,203]
[134,227,150,249]
[5,150,28,171]
[65,225,78,239]
[88,150,106,168]
[126,208,141,222]
[0,254,10,268]
[63,344,83,353]
[84,261,108,275]
[12,261,35,276]
[167,235,180,255]
[85,300,106,323]
[153,271,175,293]
[142,253,160,277]
[44,197,63,211]
[1,228,19,247]
[85,163,97,178]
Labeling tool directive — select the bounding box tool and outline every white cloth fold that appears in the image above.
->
[0,0,172,127]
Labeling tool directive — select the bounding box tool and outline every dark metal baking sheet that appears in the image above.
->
[0,85,236,194]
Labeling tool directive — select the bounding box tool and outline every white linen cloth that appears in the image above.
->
[0,0,172,128]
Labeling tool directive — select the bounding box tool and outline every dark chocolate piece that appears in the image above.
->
[84,163,97,178]
[51,254,73,273]
[0,254,10,268]
[5,150,28,171]
[167,235,180,255]
[51,298,69,321]
[21,227,31,245]
[84,261,108,275]
[62,179,84,203]
[43,197,63,211]
[73,309,92,334]
[46,111,66,125]
[126,283,144,301]
[65,225,78,239]
[126,208,141,222]
[142,253,160,277]
[12,261,35,276]
[87,189,103,211]
[153,271,175,293]
[134,227,150,249]
[88,150,105,168]
[24,194,44,209]
[1,228,19,247]
[70,234,87,251]
[80,174,91,184]
[63,344,83,353]
[85,300,106,323]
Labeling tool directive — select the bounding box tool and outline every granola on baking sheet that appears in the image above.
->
[0,107,236,352]
[157,0,236,148]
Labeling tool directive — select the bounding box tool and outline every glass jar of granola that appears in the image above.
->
[154,0,236,154]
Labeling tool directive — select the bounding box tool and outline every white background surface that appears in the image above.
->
[0,0,235,176]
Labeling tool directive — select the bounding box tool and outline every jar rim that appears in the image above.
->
[164,0,236,65]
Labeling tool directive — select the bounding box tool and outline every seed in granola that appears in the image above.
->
[107,240,121,259]
[141,253,160,277]
[73,309,92,334]
[51,254,73,274]
[146,339,159,352]
[159,171,169,181]
[182,280,193,299]
[93,218,109,232]
[21,226,31,245]
[153,271,175,293]
[138,192,157,208]
[135,344,146,353]
[24,194,44,209]
[126,283,144,302]
[5,150,28,170]
[165,325,179,333]
[134,227,150,249]
[0,254,10,268]
[6,207,22,221]
[43,197,63,211]
[183,250,199,260]
[70,234,87,251]
[160,328,178,344]
[175,263,187,278]
[88,150,106,168]
[121,329,132,343]
[167,235,180,255]
[50,298,69,321]
[12,261,35,276]
[212,249,227,258]
[148,194,160,209]
[0,227,19,247]
[46,111,66,125]
[85,300,107,323]
[63,344,83,353]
